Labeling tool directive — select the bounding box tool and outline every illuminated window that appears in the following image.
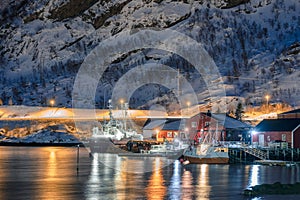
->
[282,134,286,141]
[167,132,172,137]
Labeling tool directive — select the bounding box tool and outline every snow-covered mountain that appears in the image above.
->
[0,0,299,112]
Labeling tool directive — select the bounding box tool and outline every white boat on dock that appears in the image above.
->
[118,142,186,159]
[183,125,229,164]
[184,144,229,164]
[89,99,143,154]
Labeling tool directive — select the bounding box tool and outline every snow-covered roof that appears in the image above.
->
[161,119,185,131]
[255,118,300,132]
[143,119,167,130]
[279,109,300,115]
[209,113,252,129]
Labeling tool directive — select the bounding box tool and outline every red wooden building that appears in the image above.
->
[253,118,300,148]
[278,108,300,119]
[142,118,187,142]
[143,112,251,143]
[156,119,187,142]
[185,112,251,143]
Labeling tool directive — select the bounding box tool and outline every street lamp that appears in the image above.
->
[50,99,55,107]
[265,95,270,112]
[187,101,191,115]
[265,95,270,105]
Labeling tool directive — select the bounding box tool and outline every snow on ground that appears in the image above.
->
[2,129,80,144]
[0,122,81,144]
[0,105,166,119]
[21,129,79,143]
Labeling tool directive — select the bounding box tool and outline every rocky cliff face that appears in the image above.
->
[0,0,299,111]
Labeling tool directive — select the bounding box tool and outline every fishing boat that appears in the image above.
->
[183,124,229,164]
[183,144,229,164]
[118,140,187,159]
[89,99,188,158]
[89,99,143,154]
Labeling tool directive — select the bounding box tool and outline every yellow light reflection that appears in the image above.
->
[115,158,132,200]
[36,147,62,200]
[0,147,9,200]
[48,150,57,178]
[114,156,146,200]
[146,158,166,200]
[182,169,193,199]
[196,164,211,199]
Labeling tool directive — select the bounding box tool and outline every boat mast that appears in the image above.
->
[177,68,181,97]
[108,99,113,121]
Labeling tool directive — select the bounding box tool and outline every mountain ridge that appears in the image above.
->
[0,0,299,112]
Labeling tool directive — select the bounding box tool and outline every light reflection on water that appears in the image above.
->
[168,161,182,199]
[146,158,166,200]
[196,164,211,200]
[1,146,300,200]
[249,165,260,187]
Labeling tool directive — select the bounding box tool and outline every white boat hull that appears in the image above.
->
[184,145,229,164]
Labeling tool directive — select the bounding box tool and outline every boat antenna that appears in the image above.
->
[108,99,114,121]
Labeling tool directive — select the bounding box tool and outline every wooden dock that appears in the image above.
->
[228,147,300,164]
[255,160,297,166]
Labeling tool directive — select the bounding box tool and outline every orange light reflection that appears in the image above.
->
[181,169,193,199]
[146,158,166,200]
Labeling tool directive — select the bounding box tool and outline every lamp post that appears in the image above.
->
[187,101,191,115]
[265,95,270,112]
[120,99,124,110]
[50,99,55,107]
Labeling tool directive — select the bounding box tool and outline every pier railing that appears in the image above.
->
[241,147,268,160]
[229,145,300,163]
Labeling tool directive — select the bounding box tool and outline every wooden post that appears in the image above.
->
[77,144,80,173]
[240,150,242,163]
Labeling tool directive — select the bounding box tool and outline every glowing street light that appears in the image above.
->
[265,95,270,112]
[187,101,191,107]
[186,101,191,115]
[265,95,270,105]
[49,99,55,107]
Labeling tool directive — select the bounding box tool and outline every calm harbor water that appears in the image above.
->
[1,146,300,200]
